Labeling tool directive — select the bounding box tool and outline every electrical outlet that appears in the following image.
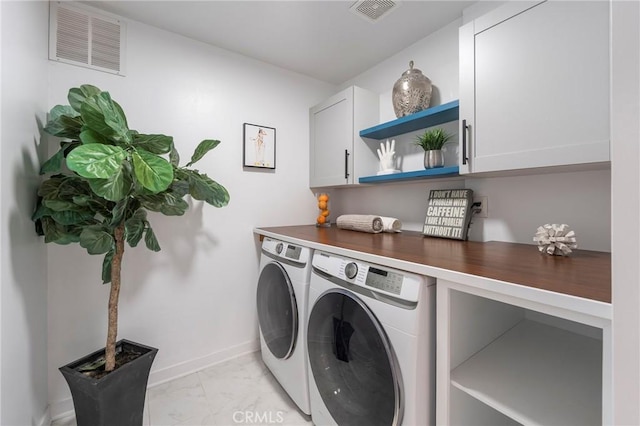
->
[473,196,488,218]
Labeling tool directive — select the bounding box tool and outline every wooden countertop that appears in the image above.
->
[255,225,611,304]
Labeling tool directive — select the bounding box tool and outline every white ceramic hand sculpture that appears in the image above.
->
[377,139,399,175]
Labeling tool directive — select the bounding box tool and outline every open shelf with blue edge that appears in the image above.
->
[360,99,459,140]
[358,100,461,184]
[359,166,460,184]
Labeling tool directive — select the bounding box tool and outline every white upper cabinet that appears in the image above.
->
[458,1,610,174]
[309,86,379,187]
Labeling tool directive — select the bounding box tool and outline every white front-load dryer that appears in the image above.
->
[257,237,312,415]
[307,251,435,426]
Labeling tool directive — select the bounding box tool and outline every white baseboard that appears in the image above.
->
[34,405,51,426]
[49,399,74,423]
[49,339,260,422]
[148,339,260,387]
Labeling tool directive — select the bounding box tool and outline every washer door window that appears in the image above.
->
[307,289,403,426]
[257,262,298,359]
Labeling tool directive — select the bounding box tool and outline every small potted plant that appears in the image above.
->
[33,84,230,425]
[414,128,453,169]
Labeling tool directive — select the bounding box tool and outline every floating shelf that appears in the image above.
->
[360,100,459,140]
[451,320,602,426]
[359,166,460,184]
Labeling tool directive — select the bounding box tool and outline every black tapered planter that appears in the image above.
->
[59,339,158,426]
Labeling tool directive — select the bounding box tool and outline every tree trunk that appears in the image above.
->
[105,223,125,372]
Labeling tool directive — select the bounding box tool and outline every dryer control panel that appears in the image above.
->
[312,251,430,303]
[262,237,311,265]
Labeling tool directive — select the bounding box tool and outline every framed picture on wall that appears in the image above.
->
[243,123,276,169]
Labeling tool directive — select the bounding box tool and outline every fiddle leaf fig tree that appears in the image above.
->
[33,85,230,372]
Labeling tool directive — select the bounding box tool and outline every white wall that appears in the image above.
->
[46,14,335,418]
[0,1,50,425]
[333,13,611,252]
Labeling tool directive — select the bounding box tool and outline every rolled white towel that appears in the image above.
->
[336,214,383,234]
[380,216,402,233]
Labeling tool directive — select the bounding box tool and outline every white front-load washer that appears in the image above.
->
[257,237,312,415]
[307,251,435,426]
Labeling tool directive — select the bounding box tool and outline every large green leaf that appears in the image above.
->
[128,208,147,222]
[31,202,53,221]
[169,144,180,167]
[102,250,114,284]
[44,110,83,139]
[133,134,173,154]
[50,209,95,226]
[170,179,190,198]
[187,170,230,207]
[66,144,126,179]
[87,165,131,202]
[41,217,82,245]
[80,91,130,143]
[50,104,80,120]
[186,139,220,166]
[38,177,64,199]
[113,100,129,130]
[110,198,128,226]
[144,226,161,252]
[80,128,110,145]
[42,199,83,212]
[125,209,147,247]
[57,176,92,198]
[71,195,93,207]
[132,149,173,193]
[125,218,145,247]
[79,226,114,255]
[40,149,65,175]
[138,192,188,216]
[61,140,82,156]
[68,85,102,113]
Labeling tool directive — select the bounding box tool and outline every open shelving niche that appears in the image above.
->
[358,100,460,184]
[451,319,602,426]
[442,286,606,426]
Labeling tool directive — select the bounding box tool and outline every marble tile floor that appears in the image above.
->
[52,351,313,426]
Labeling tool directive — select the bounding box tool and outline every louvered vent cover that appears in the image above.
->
[349,0,400,23]
[49,2,126,75]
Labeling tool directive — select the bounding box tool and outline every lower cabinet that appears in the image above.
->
[437,279,611,425]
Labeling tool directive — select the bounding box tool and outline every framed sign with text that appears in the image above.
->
[423,189,474,240]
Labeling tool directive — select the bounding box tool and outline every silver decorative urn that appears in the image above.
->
[392,60,432,118]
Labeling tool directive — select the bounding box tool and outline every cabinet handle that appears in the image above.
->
[344,150,350,180]
[462,119,469,165]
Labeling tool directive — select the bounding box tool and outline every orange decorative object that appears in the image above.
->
[315,193,330,227]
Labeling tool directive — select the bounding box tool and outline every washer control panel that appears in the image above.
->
[366,266,404,295]
[312,251,429,303]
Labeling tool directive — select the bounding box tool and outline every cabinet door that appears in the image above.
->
[309,87,354,187]
[459,1,610,174]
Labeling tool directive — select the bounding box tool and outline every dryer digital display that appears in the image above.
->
[366,267,403,295]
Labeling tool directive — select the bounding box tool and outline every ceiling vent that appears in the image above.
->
[49,2,126,76]
[349,0,400,23]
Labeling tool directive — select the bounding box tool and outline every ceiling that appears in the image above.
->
[87,1,475,84]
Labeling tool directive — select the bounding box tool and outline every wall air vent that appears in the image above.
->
[349,0,400,23]
[49,2,126,76]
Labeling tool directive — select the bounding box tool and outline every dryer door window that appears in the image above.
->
[257,262,298,359]
[307,289,403,426]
